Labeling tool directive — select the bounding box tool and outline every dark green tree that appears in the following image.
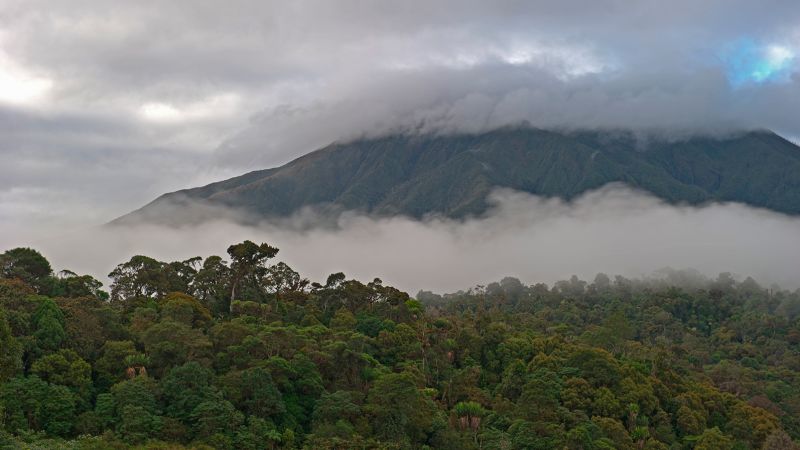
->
[32,298,66,354]
[0,248,52,293]
[227,240,279,309]
[0,310,22,382]
[161,361,218,424]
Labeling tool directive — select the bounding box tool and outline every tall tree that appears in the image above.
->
[227,241,278,309]
[0,310,22,382]
[32,298,66,354]
[0,248,53,293]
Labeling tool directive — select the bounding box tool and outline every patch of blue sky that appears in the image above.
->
[721,38,795,87]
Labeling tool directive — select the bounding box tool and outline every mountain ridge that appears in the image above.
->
[113,127,800,226]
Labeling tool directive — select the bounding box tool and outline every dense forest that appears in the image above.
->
[1,242,799,449]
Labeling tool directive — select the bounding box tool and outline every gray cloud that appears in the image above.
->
[1,0,800,254]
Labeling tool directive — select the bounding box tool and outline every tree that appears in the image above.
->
[366,371,435,445]
[235,416,284,450]
[329,307,357,331]
[0,376,76,436]
[108,255,167,301]
[118,404,162,444]
[453,401,486,444]
[161,362,218,424]
[95,341,140,389]
[508,419,566,450]
[110,376,159,416]
[227,241,279,309]
[190,397,244,439]
[728,403,779,448]
[262,354,324,430]
[676,405,705,436]
[193,255,230,315]
[108,255,197,302]
[220,367,285,420]
[32,298,66,354]
[55,270,105,298]
[761,429,800,450]
[311,390,362,435]
[694,427,733,450]
[140,321,212,376]
[123,353,150,378]
[30,349,92,403]
[566,348,621,387]
[264,261,308,301]
[0,376,50,433]
[519,369,562,422]
[0,248,52,292]
[0,310,22,382]
[58,296,120,360]
[592,387,622,418]
[592,416,635,449]
[160,292,212,328]
[94,393,116,430]
[40,384,77,436]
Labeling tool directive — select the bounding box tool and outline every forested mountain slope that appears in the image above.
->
[114,128,800,225]
[1,245,799,448]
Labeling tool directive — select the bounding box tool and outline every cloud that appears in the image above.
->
[6,186,800,294]
[2,0,800,259]
[216,65,762,168]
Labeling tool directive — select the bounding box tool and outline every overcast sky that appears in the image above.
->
[2,1,800,286]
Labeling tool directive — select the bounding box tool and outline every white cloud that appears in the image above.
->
[765,44,794,68]
[8,186,800,293]
[139,102,182,121]
[0,51,52,105]
[139,93,241,123]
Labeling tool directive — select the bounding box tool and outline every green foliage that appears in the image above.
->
[694,427,734,450]
[30,349,92,406]
[366,371,436,444]
[110,376,159,415]
[1,244,800,449]
[0,248,52,292]
[220,366,285,420]
[161,292,212,327]
[227,240,279,309]
[161,362,218,424]
[0,310,22,382]
[190,398,244,440]
[95,341,140,388]
[118,404,162,444]
[40,384,77,436]
[32,298,66,353]
[0,376,76,436]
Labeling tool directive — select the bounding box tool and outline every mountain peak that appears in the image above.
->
[112,128,800,226]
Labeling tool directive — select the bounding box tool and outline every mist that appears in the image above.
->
[3,1,800,235]
[6,184,799,294]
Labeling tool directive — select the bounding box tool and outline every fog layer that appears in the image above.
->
[5,185,799,294]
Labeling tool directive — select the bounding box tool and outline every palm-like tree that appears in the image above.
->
[124,354,150,378]
[627,403,640,431]
[631,425,649,449]
[454,401,486,433]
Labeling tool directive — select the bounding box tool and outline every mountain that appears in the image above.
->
[113,127,800,225]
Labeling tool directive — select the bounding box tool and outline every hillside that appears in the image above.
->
[1,244,799,448]
[113,128,800,225]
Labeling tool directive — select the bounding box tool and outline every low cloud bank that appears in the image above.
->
[5,185,800,294]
